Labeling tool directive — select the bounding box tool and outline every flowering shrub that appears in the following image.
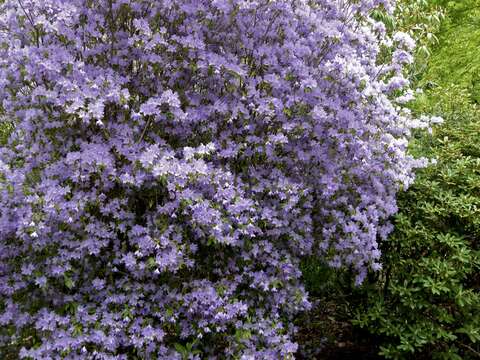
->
[0,0,424,358]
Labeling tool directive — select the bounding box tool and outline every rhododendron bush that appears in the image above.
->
[0,0,425,358]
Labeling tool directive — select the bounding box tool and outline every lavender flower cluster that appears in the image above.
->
[0,0,426,358]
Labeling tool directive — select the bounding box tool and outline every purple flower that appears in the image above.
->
[0,0,422,357]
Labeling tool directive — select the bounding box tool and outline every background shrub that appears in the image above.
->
[300,1,480,359]
[354,85,480,359]
[372,0,445,81]
[352,1,480,358]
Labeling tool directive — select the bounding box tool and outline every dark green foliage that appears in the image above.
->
[350,2,480,358]
[299,1,480,359]
[353,3,480,353]
[354,85,480,359]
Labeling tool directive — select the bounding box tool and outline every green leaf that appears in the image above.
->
[64,275,74,290]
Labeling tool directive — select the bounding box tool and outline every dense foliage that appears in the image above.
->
[352,2,480,357]
[298,1,480,359]
[342,2,480,358]
[355,86,480,359]
[0,0,426,358]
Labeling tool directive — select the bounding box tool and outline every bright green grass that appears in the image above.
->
[409,0,480,139]
[420,0,480,98]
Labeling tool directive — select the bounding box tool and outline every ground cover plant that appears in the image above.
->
[0,0,428,358]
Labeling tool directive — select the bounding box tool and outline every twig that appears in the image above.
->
[136,118,152,144]
[17,0,35,29]
[17,0,39,46]
[457,341,480,358]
